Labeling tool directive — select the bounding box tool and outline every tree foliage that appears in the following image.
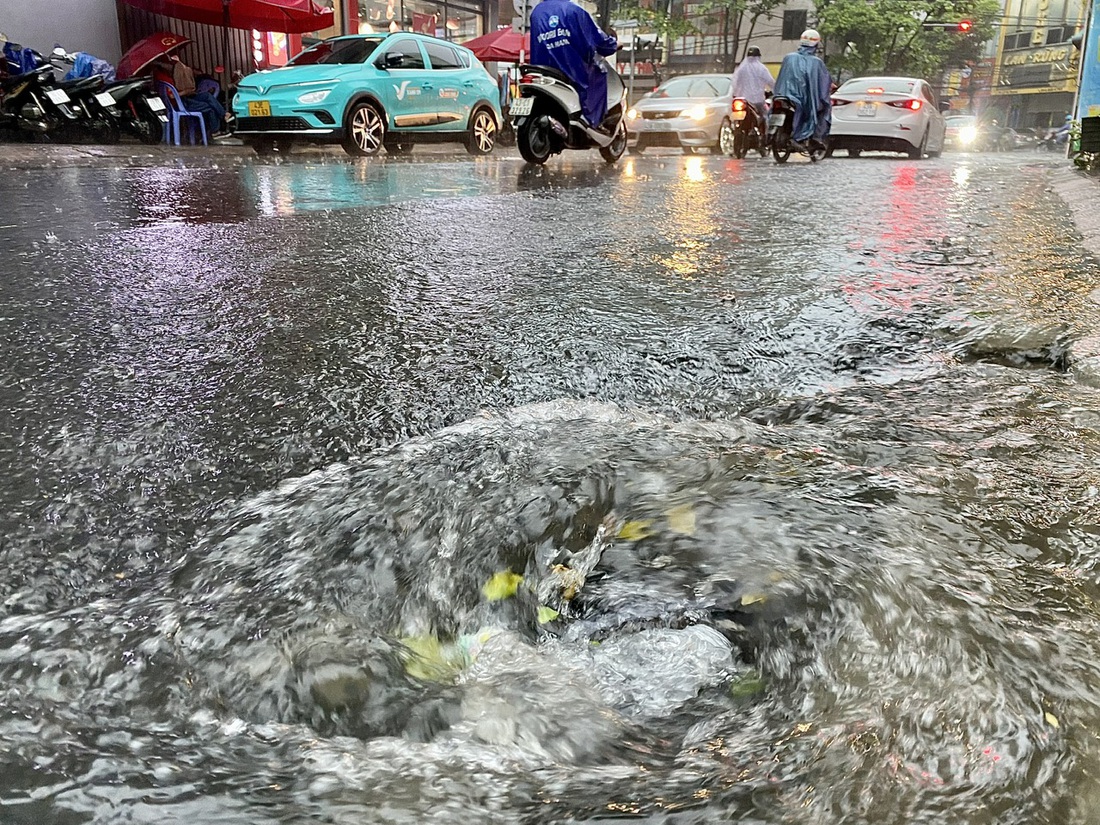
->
[616,0,698,40]
[815,0,1001,80]
[697,0,786,71]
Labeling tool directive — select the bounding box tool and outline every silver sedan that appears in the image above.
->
[626,74,735,155]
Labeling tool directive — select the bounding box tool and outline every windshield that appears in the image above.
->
[653,76,730,99]
[838,78,918,95]
[288,38,381,66]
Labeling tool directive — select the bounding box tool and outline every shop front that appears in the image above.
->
[315,0,491,43]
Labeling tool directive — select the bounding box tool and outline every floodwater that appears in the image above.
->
[2,151,1100,824]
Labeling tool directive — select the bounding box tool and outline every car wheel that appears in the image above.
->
[465,107,497,155]
[342,101,385,157]
[718,118,735,155]
[251,137,276,156]
[908,129,928,160]
[848,147,861,158]
[599,122,628,163]
[384,141,414,155]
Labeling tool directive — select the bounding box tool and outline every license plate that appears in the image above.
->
[510,97,534,117]
[147,97,166,112]
[248,100,271,117]
[732,110,747,121]
[95,92,116,107]
[45,88,70,105]
[858,102,876,117]
[768,113,785,127]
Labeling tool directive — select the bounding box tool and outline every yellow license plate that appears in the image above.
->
[248,101,271,117]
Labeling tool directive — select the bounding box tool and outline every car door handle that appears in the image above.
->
[463,81,476,87]
[421,82,434,89]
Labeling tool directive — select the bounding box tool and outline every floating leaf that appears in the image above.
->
[741,593,767,606]
[729,671,766,698]
[482,570,523,601]
[1045,712,1060,728]
[399,635,465,682]
[666,504,696,536]
[537,606,560,624]
[618,520,655,541]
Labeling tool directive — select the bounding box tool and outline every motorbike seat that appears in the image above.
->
[56,76,103,93]
[104,78,151,94]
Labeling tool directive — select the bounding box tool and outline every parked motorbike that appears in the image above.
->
[47,48,121,144]
[510,59,628,165]
[730,97,767,158]
[766,95,827,163]
[0,55,83,140]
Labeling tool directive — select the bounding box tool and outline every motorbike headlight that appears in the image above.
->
[297,89,332,105]
[684,104,709,121]
[627,107,639,120]
[959,126,977,144]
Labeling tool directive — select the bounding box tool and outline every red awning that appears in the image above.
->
[119,0,334,33]
[461,27,530,63]
[116,31,193,79]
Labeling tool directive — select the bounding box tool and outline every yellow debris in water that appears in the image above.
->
[482,570,524,601]
[1045,712,1060,728]
[618,520,655,541]
[398,635,465,682]
[537,605,561,624]
[741,593,767,606]
[665,504,696,536]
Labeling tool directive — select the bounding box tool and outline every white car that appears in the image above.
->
[827,76,947,159]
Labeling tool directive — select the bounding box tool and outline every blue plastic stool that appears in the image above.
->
[158,82,208,146]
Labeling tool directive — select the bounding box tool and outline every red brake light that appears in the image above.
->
[732,99,745,111]
[866,87,884,95]
[887,98,922,110]
[520,74,537,84]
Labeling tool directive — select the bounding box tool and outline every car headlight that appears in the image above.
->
[627,107,639,120]
[297,89,332,105]
[684,104,709,120]
[959,126,977,144]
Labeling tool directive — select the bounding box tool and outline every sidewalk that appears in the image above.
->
[2,139,517,169]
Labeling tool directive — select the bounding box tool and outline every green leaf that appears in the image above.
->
[482,570,524,601]
[729,670,766,698]
[537,605,561,624]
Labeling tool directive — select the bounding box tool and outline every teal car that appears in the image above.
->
[233,33,502,157]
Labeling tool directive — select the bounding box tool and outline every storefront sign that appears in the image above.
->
[1079,0,1100,116]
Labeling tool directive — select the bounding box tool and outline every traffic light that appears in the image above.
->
[958,20,972,32]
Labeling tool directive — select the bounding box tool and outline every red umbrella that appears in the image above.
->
[119,0,334,32]
[461,27,530,63]
[116,31,193,79]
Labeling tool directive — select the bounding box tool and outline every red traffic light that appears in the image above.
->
[958,20,972,32]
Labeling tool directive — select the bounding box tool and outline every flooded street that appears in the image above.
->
[3,150,1100,824]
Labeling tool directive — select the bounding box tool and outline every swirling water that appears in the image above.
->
[2,154,1100,824]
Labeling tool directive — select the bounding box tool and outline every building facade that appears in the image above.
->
[988,0,1086,128]
[4,0,122,63]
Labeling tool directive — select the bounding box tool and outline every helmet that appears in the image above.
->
[800,28,821,48]
[747,46,761,57]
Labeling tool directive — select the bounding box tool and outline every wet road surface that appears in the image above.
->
[3,150,1100,824]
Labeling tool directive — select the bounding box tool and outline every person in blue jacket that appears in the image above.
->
[773,28,832,150]
[530,0,619,129]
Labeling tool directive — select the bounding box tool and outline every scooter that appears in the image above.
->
[0,55,83,140]
[1037,123,1071,152]
[766,95,827,163]
[730,97,767,158]
[510,58,628,165]
[47,47,121,144]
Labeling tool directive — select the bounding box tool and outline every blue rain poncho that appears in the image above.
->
[773,44,832,143]
[530,0,619,126]
[64,52,116,83]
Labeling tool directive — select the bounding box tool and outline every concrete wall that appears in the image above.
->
[2,0,122,63]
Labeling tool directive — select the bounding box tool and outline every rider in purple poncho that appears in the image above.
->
[773,28,832,148]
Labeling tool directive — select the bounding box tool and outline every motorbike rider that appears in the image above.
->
[730,46,774,133]
[773,28,832,151]
[530,0,619,130]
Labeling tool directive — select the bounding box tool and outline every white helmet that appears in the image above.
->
[800,28,821,48]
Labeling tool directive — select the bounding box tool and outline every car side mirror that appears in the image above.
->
[383,53,403,69]
[939,100,951,112]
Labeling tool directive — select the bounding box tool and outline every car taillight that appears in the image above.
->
[732,99,745,111]
[831,97,852,106]
[887,98,922,110]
